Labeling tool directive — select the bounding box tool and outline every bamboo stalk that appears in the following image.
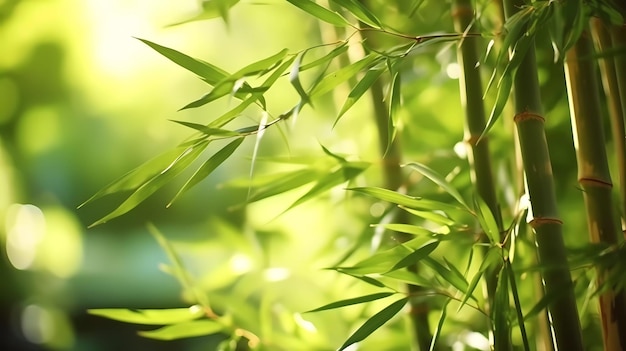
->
[360,33,433,351]
[609,23,626,230]
[450,0,509,349]
[502,1,584,350]
[564,27,626,351]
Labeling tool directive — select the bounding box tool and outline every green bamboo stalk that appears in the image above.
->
[502,1,584,350]
[358,30,433,351]
[609,23,626,229]
[564,28,626,351]
[450,0,509,349]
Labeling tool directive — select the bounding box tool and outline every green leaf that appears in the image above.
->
[458,247,501,312]
[335,237,430,275]
[137,38,228,85]
[404,162,470,210]
[305,292,396,313]
[493,263,511,351]
[473,195,501,244]
[207,56,296,127]
[230,48,289,79]
[88,141,210,227]
[386,71,401,153]
[387,241,439,273]
[170,120,240,137]
[330,0,383,28]
[79,146,195,208]
[299,43,349,71]
[429,299,450,351]
[339,297,408,350]
[310,54,380,98]
[399,206,456,226]
[286,0,350,27]
[290,51,311,105]
[423,257,469,293]
[138,320,223,340]
[88,307,204,325]
[167,0,240,26]
[284,161,369,213]
[169,137,244,206]
[149,224,211,308]
[335,67,384,126]
[348,187,468,215]
[507,259,531,351]
[373,223,433,237]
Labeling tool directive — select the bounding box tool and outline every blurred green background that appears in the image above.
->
[0,0,598,350]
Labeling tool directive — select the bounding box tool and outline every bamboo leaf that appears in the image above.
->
[181,50,287,110]
[88,307,204,325]
[493,263,511,351]
[169,138,244,206]
[386,71,401,153]
[88,141,210,227]
[167,0,240,26]
[305,292,396,313]
[429,299,450,351]
[169,120,240,137]
[372,223,433,237]
[458,247,501,312]
[399,206,456,226]
[310,54,380,98]
[300,43,349,71]
[348,186,468,215]
[138,320,223,340]
[507,259,531,351]
[137,38,228,84]
[404,162,470,210]
[286,0,350,27]
[473,195,501,244]
[338,297,408,351]
[290,51,311,105]
[330,0,383,28]
[335,237,430,275]
[423,256,469,293]
[387,241,439,273]
[335,67,384,126]
[79,146,195,208]
[284,161,369,212]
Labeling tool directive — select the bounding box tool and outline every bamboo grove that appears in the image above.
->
[83,0,626,350]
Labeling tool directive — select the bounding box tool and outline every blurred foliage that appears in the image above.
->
[0,0,624,350]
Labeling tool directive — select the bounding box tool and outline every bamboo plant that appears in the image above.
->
[564,26,626,350]
[500,0,585,349]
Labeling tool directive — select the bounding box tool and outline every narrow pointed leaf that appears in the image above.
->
[167,0,239,26]
[386,71,401,153]
[300,43,349,71]
[138,320,223,340]
[339,297,408,351]
[335,67,384,126]
[305,292,395,313]
[423,257,469,293]
[399,206,455,226]
[79,147,193,208]
[458,247,501,312]
[137,38,228,84]
[88,141,210,227]
[330,0,383,28]
[169,138,244,206]
[169,120,240,137]
[284,161,369,212]
[290,51,311,104]
[493,263,510,351]
[348,186,468,215]
[429,299,450,351]
[286,0,350,27]
[473,195,501,244]
[229,48,289,79]
[310,54,380,98]
[373,223,433,237]
[387,241,438,273]
[88,307,204,325]
[404,162,470,209]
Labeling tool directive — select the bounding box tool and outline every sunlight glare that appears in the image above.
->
[294,313,317,333]
[263,267,290,282]
[21,304,54,344]
[230,253,253,275]
[446,63,461,79]
[5,204,45,270]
